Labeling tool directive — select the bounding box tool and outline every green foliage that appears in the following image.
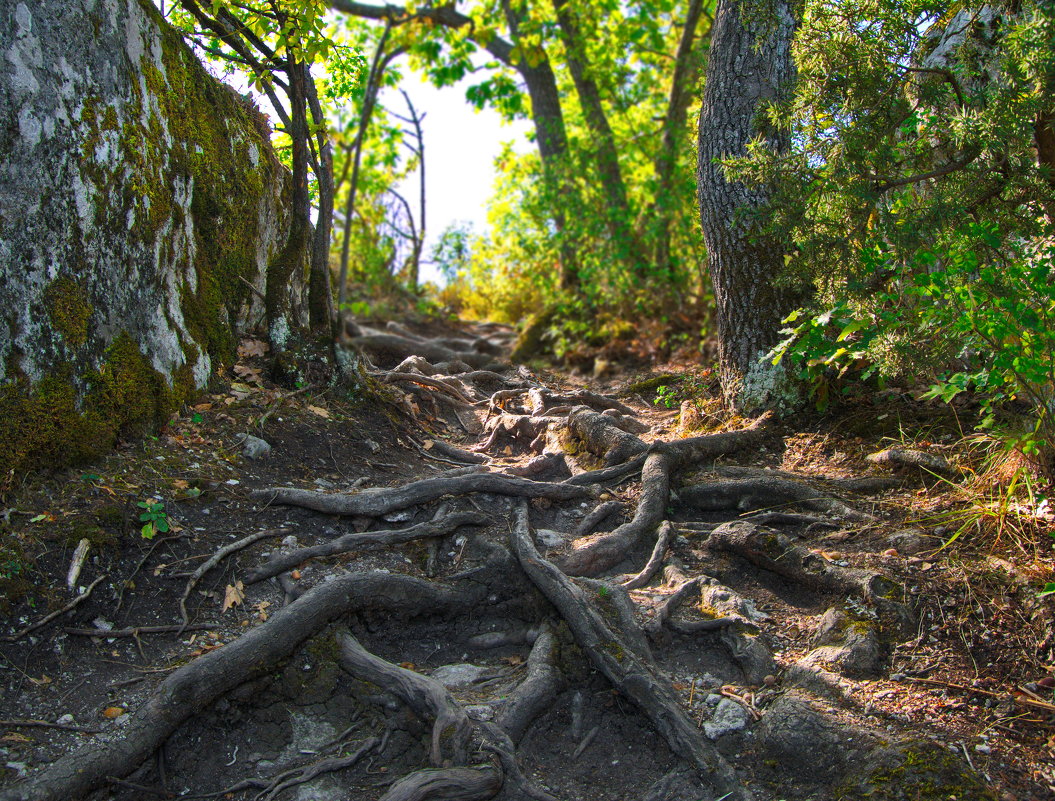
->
[428,0,710,326]
[738,1,1055,470]
[137,500,170,539]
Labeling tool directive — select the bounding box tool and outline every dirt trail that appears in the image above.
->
[0,319,1034,800]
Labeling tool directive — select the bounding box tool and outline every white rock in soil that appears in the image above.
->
[240,434,271,459]
[56,714,74,725]
[383,510,413,523]
[535,529,565,548]
[465,704,494,721]
[703,698,751,740]
[430,663,487,689]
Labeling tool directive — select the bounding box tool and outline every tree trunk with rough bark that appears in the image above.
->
[551,0,644,277]
[697,0,806,411]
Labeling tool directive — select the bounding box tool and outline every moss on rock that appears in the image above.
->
[0,332,186,474]
[44,276,93,347]
[837,739,999,801]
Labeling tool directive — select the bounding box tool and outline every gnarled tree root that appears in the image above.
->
[252,473,592,517]
[245,512,487,584]
[707,521,913,634]
[377,767,503,801]
[0,572,464,801]
[496,627,563,745]
[510,502,751,801]
[678,477,873,522]
[560,452,672,576]
[336,630,472,766]
[568,406,647,467]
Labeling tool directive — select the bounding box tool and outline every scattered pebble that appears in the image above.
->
[238,434,271,459]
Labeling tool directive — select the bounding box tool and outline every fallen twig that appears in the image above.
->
[178,529,289,634]
[65,623,217,639]
[2,575,107,642]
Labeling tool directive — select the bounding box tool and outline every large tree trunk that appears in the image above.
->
[696,0,801,409]
[697,0,805,411]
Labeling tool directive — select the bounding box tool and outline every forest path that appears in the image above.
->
[0,317,1040,801]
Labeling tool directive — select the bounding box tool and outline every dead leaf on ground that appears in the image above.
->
[238,338,269,358]
[307,405,331,419]
[234,364,264,386]
[1,733,31,743]
[221,580,245,612]
[101,707,124,719]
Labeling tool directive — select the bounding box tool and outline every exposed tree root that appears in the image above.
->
[0,573,464,801]
[376,766,502,801]
[348,334,496,370]
[563,453,647,486]
[867,447,955,476]
[510,502,750,800]
[1,575,107,643]
[560,452,672,577]
[495,627,563,745]
[568,406,648,467]
[252,473,592,517]
[422,438,489,464]
[679,477,873,522]
[576,500,625,535]
[178,528,288,633]
[245,512,487,584]
[336,630,472,766]
[621,520,673,590]
[529,388,636,417]
[377,371,482,406]
[706,521,912,633]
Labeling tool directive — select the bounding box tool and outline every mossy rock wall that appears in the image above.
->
[0,0,306,472]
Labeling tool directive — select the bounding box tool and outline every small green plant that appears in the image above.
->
[137,500,169,539]
[0,558,24,580]
[597,584,611,599]
[654,385,680,409]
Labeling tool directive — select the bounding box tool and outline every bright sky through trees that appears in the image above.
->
[380,69,531,286]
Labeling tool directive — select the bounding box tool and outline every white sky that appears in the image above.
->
[379,68,532,285]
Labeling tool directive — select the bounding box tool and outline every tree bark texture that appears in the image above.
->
[698,0,805,410]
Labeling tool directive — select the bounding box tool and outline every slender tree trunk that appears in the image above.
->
[499,0,580,291]
[331,0,581,291]
[654,0,708,279]
[304,64,335,334]
[551,0,643,275]
[396,89,426,293]
[337,26,397,314]
[266,54,312,352]
[697,0,805,410]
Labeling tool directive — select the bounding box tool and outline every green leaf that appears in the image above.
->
[141,522,156,540]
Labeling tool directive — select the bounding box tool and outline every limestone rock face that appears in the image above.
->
[0,0,304,469]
